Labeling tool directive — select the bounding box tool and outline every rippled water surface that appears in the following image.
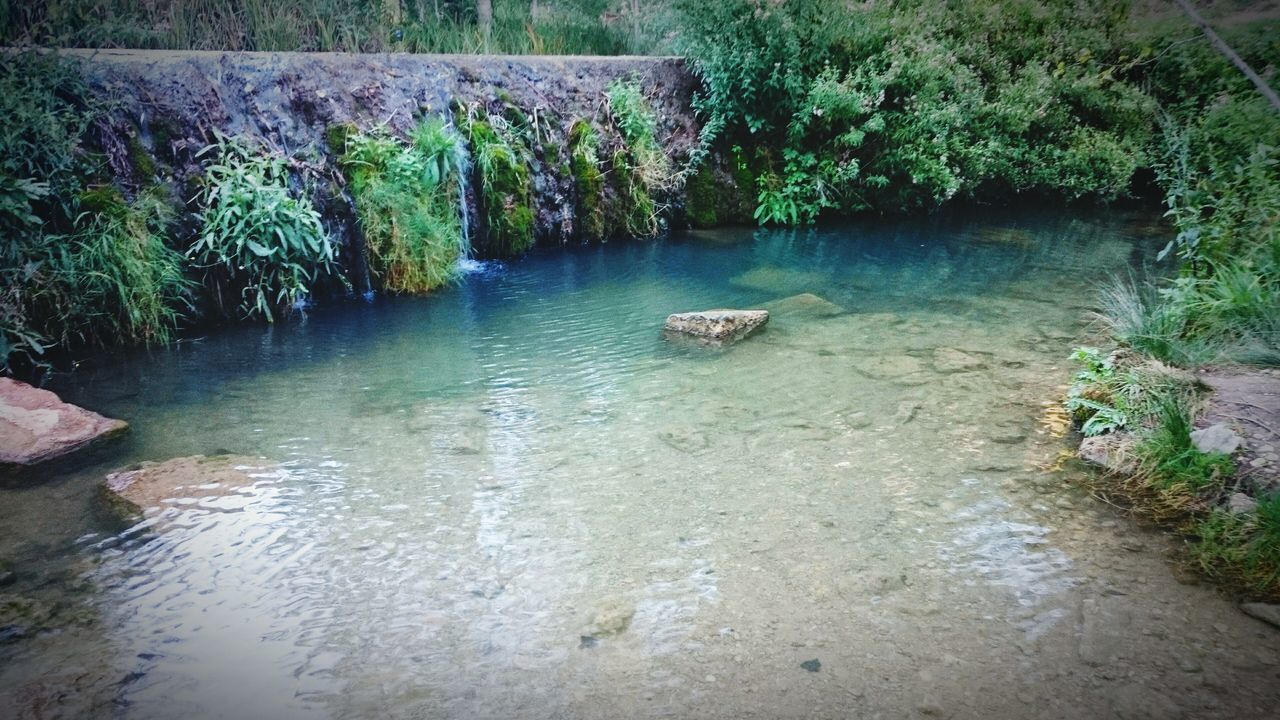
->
[3,210,1279,719]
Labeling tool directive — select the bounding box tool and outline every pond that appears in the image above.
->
[3,209,1278,719]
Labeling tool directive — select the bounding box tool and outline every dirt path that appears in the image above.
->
[1201,367,1280,495]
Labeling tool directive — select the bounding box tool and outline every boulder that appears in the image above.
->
[762,293,844,319]
[1189,423,1242,455]
[1078,433,1138,474]
[102,455,276,517]
[1240,602,1280,630]
[0,378,127,471]
[663,309,768,344]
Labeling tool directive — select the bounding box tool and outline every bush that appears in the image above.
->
[340,118,466,293]
[190,136,334,322]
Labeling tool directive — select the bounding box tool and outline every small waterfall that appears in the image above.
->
[456,140,473,259]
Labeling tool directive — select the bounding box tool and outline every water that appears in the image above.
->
[3,210,1279,719]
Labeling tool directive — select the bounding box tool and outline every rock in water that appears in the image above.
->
[0,378,127,472]
[664,309,768,344]
[102,455,277,518]
[1189,423,1242,455]
[932,347,987,374]
[762,293,844,319]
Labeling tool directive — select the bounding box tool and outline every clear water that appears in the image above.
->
[3,210,1279,719]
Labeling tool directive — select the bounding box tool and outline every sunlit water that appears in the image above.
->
[3,210,1279,719]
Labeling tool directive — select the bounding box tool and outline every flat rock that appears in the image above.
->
[102,455,276,517]
[762,293,844,318]
[932,347,987,374]
[1189,423,1242,455]
[664,309,768,343]
[1240,602,1280,629]
[1078,433,1138,474]
[0,378,128,471]
[850,355,923,380]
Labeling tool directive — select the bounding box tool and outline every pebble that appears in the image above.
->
[704,674,716,683]
[1055,497,1074,510]
[800,659,821,672]
[1176,656,1202,673]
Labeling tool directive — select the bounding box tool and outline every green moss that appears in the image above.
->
[684,163,719,228]
[325,122,359,157]
[127,134,158,180]
[607,149,655,238]
[569,119,606,241]
[463,110,536,256]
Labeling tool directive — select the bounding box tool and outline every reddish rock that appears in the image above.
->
[0,378,127,470]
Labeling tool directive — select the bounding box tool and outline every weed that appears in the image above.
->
[1191,492,1280,600]
[190,135,334,322]
[461,108,535,256]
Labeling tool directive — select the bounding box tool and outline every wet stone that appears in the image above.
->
[800,659,821,673]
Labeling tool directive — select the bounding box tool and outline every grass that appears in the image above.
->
[1094,268,1280,369]
[2,0,650,55]
[605,79,675,237]
[339,118,466,293]
[1191,493,1280,600]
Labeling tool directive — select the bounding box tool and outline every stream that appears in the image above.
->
[2,209,1278,719]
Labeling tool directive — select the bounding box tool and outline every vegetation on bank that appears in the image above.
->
[338,119,468,293]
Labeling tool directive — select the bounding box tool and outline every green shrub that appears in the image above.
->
[190,136,334,322]
[340,118,466,293]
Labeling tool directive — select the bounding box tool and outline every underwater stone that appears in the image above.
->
[102,454,278,518]
[762,293,844,319]
[1240,602,1280,629]
[664,309,769,344]
[0,378,128,471]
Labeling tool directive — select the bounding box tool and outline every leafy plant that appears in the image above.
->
[340,118,466,293]
[190,136,334,322]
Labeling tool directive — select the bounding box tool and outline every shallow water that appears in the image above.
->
[3,209,1279,719]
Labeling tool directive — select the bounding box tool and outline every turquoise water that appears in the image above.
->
[3,210,1279,719]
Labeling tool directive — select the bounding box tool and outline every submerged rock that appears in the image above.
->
[762,293,844,319]
[0,378,128,472]
[932,347,987,374]
[664,309,768,344]
[102,454,276,517]
[1189,424,1242,455]
[729,266,828,293]
[1078,433,1138,474]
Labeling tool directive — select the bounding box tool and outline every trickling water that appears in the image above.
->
[455,132,473,261]
[2,209,1278,720]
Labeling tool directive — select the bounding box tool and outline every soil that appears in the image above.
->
[1200,367,1280,495]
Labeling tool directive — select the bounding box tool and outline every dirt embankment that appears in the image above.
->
[66,50,702,288]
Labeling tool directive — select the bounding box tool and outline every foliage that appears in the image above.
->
[1065,346,1200,436]
[675,0,1155,219]
[340,118,466,293]
[191,136,334,322]
[461,107,536,256]
[0,51,190,370]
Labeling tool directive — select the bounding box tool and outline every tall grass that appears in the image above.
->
[340,118,466,293]
[1,0,646,55]
[1192,492,1280,600]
